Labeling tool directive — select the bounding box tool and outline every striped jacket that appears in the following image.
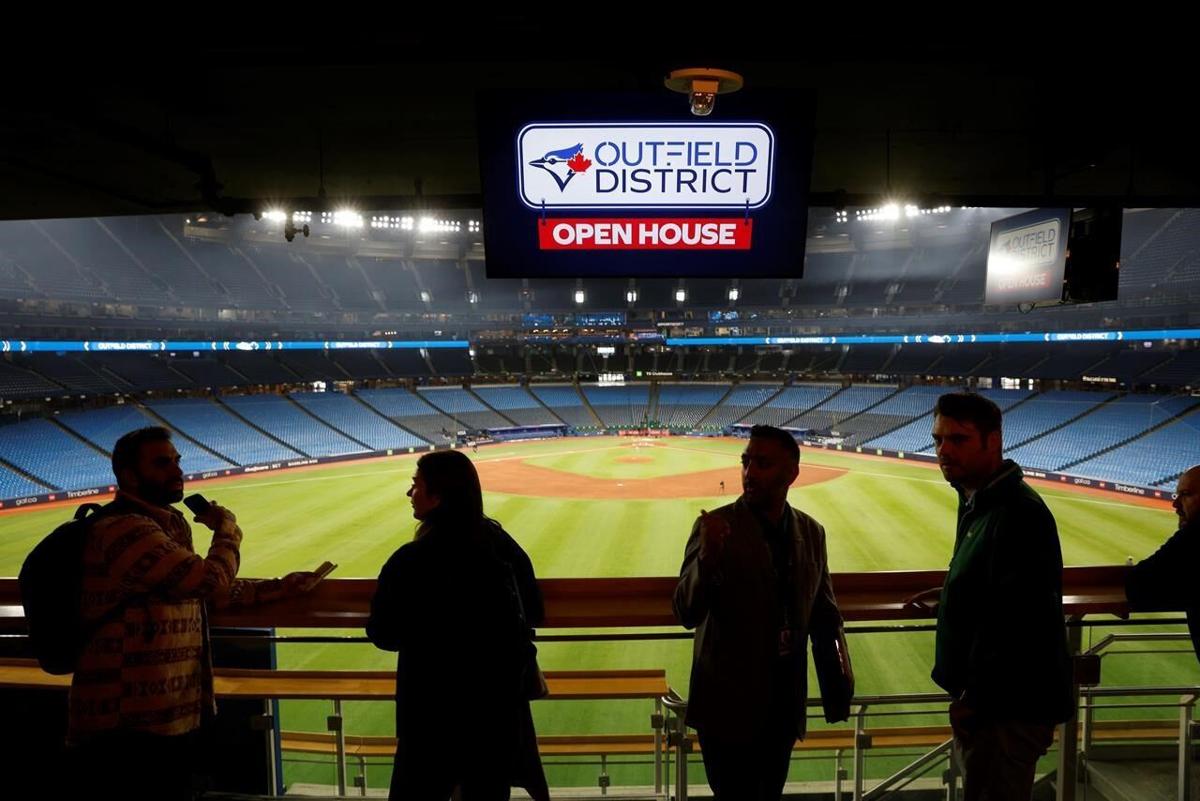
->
[68,490,260,741]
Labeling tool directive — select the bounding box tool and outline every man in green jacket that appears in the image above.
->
[913,392,1073,801]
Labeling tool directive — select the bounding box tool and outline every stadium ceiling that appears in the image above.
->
[2,23,1198,221]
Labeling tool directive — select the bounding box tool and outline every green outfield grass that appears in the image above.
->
[2,437,1194,791]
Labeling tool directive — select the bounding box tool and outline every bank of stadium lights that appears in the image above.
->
[675,289,688,302]
[626,290,638,303]
[418,217,461,234]
[320,210,363,229]
[265,209,471,235]
[419,291,432,303]
[257,210,310,222]
[367,215,471,233]
[727,287,740,301]
[854,203,953,222]
[834,210,849,223]
[856,203,901,222]
[574,290,586,304]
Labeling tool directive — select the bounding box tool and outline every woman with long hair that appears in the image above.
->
[367,450,549,801]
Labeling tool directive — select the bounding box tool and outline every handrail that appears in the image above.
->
[0,564,1142,630]
[1085,631,1193,656]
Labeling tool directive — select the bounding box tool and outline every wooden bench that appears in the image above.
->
[282,731,664,759]
[4,658,1177,746]
[0,660,667,702]
[6,658,1185,796]
[0,659,671,795]
[275,719,1189,795]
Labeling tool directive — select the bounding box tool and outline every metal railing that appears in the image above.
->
[3,616,1194,799]
[651,626,1198,801]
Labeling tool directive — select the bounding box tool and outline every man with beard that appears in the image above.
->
[673,424,852,800]
[917,392,1073,801]
[68,426,317,801]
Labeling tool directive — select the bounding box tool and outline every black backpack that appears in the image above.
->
[18,501,127,674]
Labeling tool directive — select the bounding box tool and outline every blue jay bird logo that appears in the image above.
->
[528,143,592,192]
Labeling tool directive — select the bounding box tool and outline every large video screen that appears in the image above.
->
[478,91,812,278]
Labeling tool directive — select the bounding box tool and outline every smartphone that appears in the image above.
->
[183,493,212,516]
[301,561,338,592]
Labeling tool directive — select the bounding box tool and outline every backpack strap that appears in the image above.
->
[73,503,104,521]
[75,497,135,523]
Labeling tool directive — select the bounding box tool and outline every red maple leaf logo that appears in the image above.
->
[567,152,592,173]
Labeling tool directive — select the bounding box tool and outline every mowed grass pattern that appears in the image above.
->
[1,437,1194,790]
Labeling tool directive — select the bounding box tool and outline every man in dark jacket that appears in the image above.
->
[673,425,853,800]
[1126,464,1199,663]
[917,393,1073,801]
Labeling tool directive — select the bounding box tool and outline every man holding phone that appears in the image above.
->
[673,425,852,800]
[67,426,322,801]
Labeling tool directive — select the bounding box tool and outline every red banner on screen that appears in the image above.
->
[538,218,752,251]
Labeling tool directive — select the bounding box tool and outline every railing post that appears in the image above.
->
[328,699,347,796]
[943,753,960,801]
[1057,618,1084,801]
[1080,687,1095,792]
[1178,693,1196,801]
[249,707,278,797]
[946,770,959,801]
[355,754,368,796]
[675,707,691,801]
[854,704,869,801]
[834,748,845,801]
[1081,690,1094,755]
[663,708,672,801]
[652,697,664,797]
